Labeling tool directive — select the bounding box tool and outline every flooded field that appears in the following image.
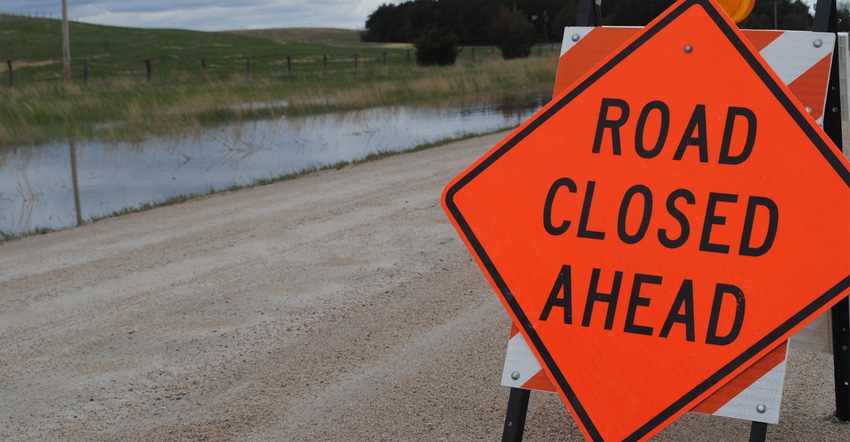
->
[0,95,547,237]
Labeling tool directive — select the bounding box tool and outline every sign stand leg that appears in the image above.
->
[813,0,850,422]
[748,421,768,442]
[831,297,850,420]
[502,387,530,442]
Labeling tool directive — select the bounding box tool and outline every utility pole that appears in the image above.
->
[62,0,71,86]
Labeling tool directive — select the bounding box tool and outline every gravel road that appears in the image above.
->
[1,132,847,440]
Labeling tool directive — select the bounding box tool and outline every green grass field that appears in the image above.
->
[0,14,560,147]
[1,15,420,84]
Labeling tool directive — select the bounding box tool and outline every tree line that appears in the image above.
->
[363,0,820,48]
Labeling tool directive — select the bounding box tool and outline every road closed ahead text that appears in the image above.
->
[539,97,780,345]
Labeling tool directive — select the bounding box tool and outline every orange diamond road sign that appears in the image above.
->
[442,0,850,441]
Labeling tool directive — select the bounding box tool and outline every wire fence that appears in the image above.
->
[3,44,562,89]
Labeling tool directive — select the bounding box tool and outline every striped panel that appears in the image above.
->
[501,325,788,424]
[555,28,835,126]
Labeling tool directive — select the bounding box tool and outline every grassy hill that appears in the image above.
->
[0,15,413,85]
[0,14,558,147]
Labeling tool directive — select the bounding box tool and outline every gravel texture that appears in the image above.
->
[0,132,848,441]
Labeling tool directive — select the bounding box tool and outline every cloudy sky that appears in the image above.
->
[0,1,819,32]
[0,0,401,31]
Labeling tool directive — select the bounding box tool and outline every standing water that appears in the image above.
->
[0,95,547,238]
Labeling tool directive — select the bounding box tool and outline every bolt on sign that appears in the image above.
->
[441,0,850,440]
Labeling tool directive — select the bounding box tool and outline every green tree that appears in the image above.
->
[363,0,818,46]
[738,0,813,30]
[549,2,579,37]
[594,0,812,29]
[515,0,574,42]
[362,3,404,42]
[491,6,537,59]
[414,27,461,66]
[601,0,674,25]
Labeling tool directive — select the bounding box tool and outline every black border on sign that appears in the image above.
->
[443,0,850,440]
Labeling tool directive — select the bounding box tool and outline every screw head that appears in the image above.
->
[684,44,694,53]
[814,39,824,48]
[572,33,581,42]
[511,371,521,380]
[756,403,767,413]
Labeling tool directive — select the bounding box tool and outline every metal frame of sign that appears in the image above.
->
[812,0,850,425]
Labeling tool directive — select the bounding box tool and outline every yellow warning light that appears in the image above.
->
[716,0,756,23]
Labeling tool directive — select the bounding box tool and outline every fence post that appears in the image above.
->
[246,56,251,77]
[201,58,208,81]
[145,59,152,84]
[6,60,12,88]
[83,59,89,87]
[323,54,328,71]
[287,55,291,75]
[69,138,83,227]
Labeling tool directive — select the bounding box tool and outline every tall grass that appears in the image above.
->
[0,14,560,147]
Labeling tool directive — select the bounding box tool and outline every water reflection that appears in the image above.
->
[0,94,547,237]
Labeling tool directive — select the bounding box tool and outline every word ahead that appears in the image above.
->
[539,266,745,345]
